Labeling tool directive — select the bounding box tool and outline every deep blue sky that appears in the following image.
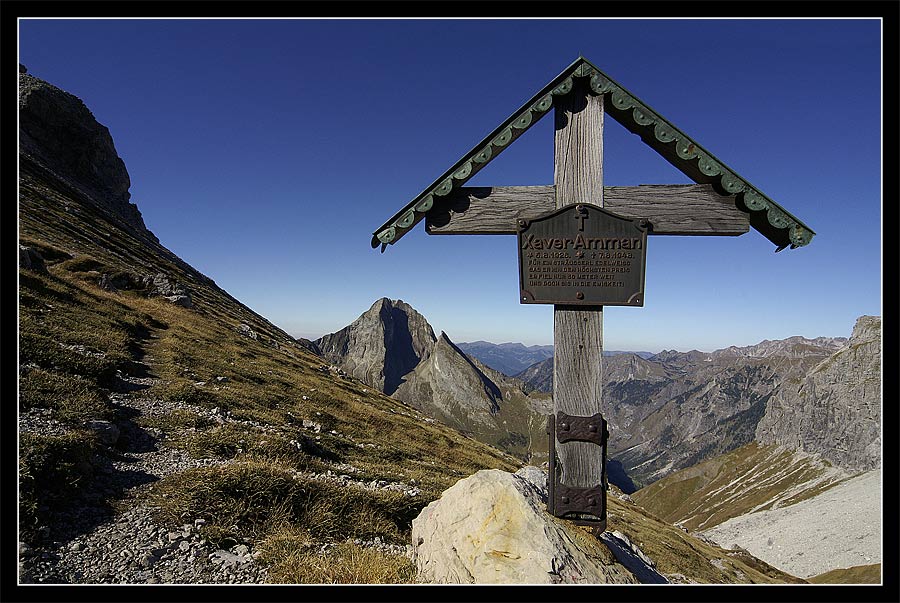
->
[18,18,883,351]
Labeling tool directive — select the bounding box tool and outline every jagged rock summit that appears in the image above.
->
[316,299,551,459]
[19,68,154,240]
[755,315,882,472]
[315,298,436,395]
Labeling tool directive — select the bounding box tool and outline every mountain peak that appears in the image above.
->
[19,70,154,241]
[317,298,436,395]
[851,315,881,345]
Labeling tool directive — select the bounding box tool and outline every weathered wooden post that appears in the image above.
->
[550,79,607,529]
[370,57,815,535]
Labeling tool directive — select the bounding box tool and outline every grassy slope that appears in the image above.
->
[808,564,881,584]
[606,490,805,584]
[18,160,520,582]
[19,158,805,584]
[631,441,849,532]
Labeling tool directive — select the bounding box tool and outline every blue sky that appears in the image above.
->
[18,18,883,351]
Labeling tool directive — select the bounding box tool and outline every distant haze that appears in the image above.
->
[457,341,654,377]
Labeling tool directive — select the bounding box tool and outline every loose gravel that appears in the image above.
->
[18,363,417,585]
[702,469,882,579]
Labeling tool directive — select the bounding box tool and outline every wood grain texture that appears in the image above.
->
[425,183,747,235]
[553,81,606,492]
[603,184,747,235]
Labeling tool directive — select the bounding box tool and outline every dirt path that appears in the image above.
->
[19,342,269,585]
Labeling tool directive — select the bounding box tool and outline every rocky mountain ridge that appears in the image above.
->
[458,341,654,378]
[315,301,551,460]
[315,298,436,395]
[511,333,857,489]
[19,66,154,242]
[316,296,878,491]
[518,335,850,395]
[755,315,881,472]
[456,341,554,376]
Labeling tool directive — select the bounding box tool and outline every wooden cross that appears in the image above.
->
[371,58,815,531]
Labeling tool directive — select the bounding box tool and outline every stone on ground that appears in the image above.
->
[411,467,637,584]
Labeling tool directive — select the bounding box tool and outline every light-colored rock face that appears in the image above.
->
[755,316,881,472]
[393,332,502,426]
[702,469,882,578]
[411,468,637,584]
[315,298,436,394]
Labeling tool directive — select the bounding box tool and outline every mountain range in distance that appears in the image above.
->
[456,341,654,377]
[309,297,878,492]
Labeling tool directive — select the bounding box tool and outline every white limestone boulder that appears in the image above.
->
[411,467,637,584]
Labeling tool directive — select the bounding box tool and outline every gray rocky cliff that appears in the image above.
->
[755,316,881,471]
[392,331,503,428]
[315,298,436,394]
[515,338,847,489]
[318,300,550,460]
[19,70,155,241]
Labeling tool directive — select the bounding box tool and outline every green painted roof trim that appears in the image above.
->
[372,57,815,251]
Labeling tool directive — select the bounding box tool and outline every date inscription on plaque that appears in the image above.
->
[518,204,648,306]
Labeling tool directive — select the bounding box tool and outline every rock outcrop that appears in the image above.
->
[393,332,503,427]
[411,467,638,584]
[19,245,47,273]
[315,298,436,395]
[141,273,192,308]
[755,316,881,471]
[19,70,154,240]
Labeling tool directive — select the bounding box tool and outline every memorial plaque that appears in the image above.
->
[518,203,648,306]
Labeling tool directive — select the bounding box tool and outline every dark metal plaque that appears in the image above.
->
[518,203,648,306]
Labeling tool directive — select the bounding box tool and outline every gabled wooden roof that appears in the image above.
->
[372,56,815,252]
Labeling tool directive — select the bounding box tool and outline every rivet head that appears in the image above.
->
[562,497,570,504]
[576,292,584,300]
[589,424,597,432]
[588,498,596,506]
[561,423,569,431]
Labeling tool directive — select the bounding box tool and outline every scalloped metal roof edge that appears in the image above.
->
[371,57,815,252]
